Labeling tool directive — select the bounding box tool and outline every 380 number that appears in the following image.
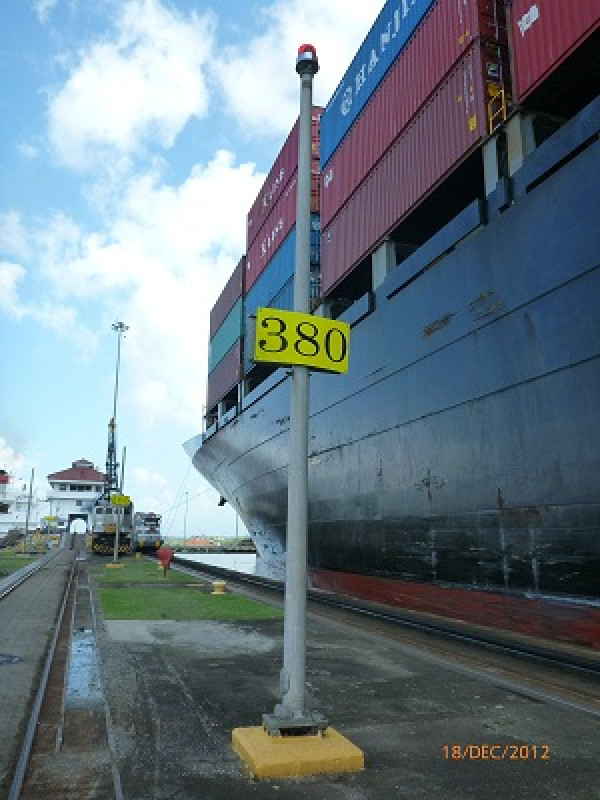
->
[254,309,350,373]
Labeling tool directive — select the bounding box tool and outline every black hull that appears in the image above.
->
[185,99,600,647]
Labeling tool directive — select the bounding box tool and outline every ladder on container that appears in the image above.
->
[488,87,509,134]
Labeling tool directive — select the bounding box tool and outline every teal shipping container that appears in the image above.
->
[208,297,243,373]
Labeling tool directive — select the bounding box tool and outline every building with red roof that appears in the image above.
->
[46,459,106,532]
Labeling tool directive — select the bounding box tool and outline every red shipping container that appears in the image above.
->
[245,170,320,293]
[321,42,508,295]
[321,0,509,229]
[507,0,600,102]
[206,340,241,410]
[209,256,245,340]
[246,108,323,249]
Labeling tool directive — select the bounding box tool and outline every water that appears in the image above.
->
[66,628,103,709]
[178,551,257,576]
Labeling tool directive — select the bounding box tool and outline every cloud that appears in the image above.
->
[17,142,39,160]
[213,0,385,136]
[47,0,217,169]
[0,262,26,314]
[29,149,262,427]
[131,466,167,487]
[32,0,58,24]
[0,257,95,356]
[0,212,30,261]
[0,437,27,475]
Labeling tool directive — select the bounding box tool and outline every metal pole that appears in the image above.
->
[264,45,323,735]
[112,322,129,425]
[24,467,34,554]
[184,491,188,548]
[120,446,126,493]
[113,505,120,563]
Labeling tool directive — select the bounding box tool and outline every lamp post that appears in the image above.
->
[111,321,129,563]
[112,321,129,430]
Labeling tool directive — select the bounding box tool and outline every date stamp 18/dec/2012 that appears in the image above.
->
[443,744,550,761]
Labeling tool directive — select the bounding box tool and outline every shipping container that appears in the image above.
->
[208,297,243,373]
[507,0,600,103]
[245,172,320,292]
[320,0,436,168]
[243,276,298,373]
[246,108,323,250]
[321,41,508,295]
[243,228,296,372]
[206,339,242,411]
[321,0,509,228]
[242,219,321,373]
[209,256,245,340]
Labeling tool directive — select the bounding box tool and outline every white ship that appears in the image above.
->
[0,470,41,538]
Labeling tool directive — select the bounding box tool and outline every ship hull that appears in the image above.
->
[186,102,600,648]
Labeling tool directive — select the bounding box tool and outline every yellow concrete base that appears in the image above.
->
[105,563,124,569]
[212,580,227,594]
[232,726,364,779]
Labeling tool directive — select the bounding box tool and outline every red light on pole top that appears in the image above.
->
[296,43,318,75]
[297,43,317,59]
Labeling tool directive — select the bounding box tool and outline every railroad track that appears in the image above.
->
[169,555,600,717]
[7,543,123,800]
[0,548,63,602]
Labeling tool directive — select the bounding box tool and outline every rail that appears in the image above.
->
[7,559,75,800]
[169,555,600,680]
[0,547,63,602]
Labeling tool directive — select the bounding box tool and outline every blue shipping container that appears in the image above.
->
[243,231,295,373]
[243,212,319,324]
[208,297,243,373]
[320,0,435,168]
[244,277,297,373]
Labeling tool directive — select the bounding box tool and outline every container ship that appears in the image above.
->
[185,0,600,649]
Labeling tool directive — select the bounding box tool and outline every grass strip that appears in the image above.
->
[98,587,283,621]
[91,559,193,584]
[0,551,38,576]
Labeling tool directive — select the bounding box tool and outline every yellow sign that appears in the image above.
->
[43,516,57,522]
[253,307,350,374]
[110,494,131,506]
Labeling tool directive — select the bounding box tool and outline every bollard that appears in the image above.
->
[157,546,175,577]
[212,580,227,595]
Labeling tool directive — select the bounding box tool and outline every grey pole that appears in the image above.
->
[113,504,120,563]
[184,491,188,548]
[111,322,129,425]
[24,467,34,553]
[263,44,326,736]
[120,445,127,493]
[111,322,128,562]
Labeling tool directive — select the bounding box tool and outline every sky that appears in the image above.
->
[0,0,385,540]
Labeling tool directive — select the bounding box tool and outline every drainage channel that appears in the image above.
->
[16,557,123,799]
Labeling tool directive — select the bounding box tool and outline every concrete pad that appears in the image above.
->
[104,619,276,656]
[232,726,364,779]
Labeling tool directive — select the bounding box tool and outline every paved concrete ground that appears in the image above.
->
[2,552,599,799]
[96,584,600,799]
[0,548,74,797]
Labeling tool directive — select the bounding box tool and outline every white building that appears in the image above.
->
[0,470,40,537]
[46,459,105,532]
